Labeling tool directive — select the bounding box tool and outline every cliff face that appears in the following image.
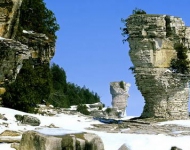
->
[127,14,190,119]
[0,0,55,95]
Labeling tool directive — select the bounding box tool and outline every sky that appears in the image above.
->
[43,0,190,116]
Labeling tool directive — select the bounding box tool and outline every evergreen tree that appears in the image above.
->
[48,63,69,107]
[170,43,190,74]
[2,60,51,112]
[18,0,60,41]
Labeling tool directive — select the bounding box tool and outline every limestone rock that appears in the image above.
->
[11,143,20,150]
[127,14,190,119]
[83,133,104,150]
[22,115,40,126]
[0,130,21,136]
[0,0,55,97]
[0,113,7,120]
[15,114,23,122]
[118,144,130,150]
[19,131,104,150]
[110,81,130,117]
[19,131,62,150]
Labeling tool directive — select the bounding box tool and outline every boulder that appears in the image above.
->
[15,114,23,122]
[118,144,130,150]
[22,115,40,126]
[83,133,104,150]
[0,130,21,136]
[19,131,104,150]
[19,131,62,150]
[0,113,7,120]
[11,143,20,150]
[171,146,182,150]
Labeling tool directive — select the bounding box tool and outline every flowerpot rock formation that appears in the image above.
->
[110,81,130,117]
[127,14,190,119]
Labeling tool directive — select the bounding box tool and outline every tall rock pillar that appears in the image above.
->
[110,81,130,117]
[127,14,190,119]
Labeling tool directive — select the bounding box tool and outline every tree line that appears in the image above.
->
[2,61,100,112]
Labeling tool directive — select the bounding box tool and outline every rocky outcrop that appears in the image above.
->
[15,114,41,126]
[110,81,130,117]
[127,14,190,119]
[19,131,104,150]
[0,0,55,96]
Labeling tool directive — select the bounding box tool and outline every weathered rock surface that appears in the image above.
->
[110,81,130,117]
[0,0,55,98]
[19,131,104,150]
[19,131,62,150]
[127,14,190,119]
[118,144,130,150]
[0,113,7,120]
[21,115,41,126]
[0,130,21,136]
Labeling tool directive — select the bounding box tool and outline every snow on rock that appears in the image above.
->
[1,107,190,150]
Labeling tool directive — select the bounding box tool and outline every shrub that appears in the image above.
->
[132,8,146,15]
[17,0,60,41]
[105,108,112,114]
[98,106,103,110]
[77,104,90,115]
[119,81,125,90]
[170,43,190,74]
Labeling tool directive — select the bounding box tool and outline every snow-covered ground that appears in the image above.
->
[0,107,190,150]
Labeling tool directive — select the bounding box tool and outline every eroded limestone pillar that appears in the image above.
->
[110,81,130,117]
[127,14,190,119]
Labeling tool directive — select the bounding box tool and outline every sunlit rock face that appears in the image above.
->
[0,0,55,95]
[127,14,190,119]
[110,81,130,117]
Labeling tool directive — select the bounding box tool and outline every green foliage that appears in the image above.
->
[77,104,90,115]
[132,8,146,15]
[129,66,135,74]
[3,62,101,112]
[119,81,125,90]
[105,108,112,114]
[121,18,128,43]
[170,43,190,74]
[98,105,103,110]
[121,8,146,43]
[2,60,51,113]
[18,0,60,41]
[48,63,101,108]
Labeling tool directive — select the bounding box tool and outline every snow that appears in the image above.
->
[0,37,5,40]
[0,107,190,150]
[22,30,34,34]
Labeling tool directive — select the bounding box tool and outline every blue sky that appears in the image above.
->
[44,0,190,116]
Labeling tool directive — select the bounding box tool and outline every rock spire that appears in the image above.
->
[127,14,190,119]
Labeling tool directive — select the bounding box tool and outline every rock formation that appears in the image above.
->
[110,81,130,117]
[19,131,104,150]
[127,14,190,119]
[0,0,55,96]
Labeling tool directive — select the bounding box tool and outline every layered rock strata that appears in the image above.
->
[0,0,55,95]
[110,81,130,117]
[127,14,190,119]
